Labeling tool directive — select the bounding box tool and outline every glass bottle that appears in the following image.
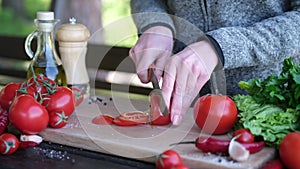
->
[25,11,67,86]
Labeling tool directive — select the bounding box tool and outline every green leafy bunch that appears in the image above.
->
[234,57,300,147]
[238,57,300,110]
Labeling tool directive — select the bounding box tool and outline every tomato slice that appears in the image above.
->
[113,111,149,126]
[92,114,114,125]
[119,111,149,123]
[150,92,171,125]
[113,117,140,126]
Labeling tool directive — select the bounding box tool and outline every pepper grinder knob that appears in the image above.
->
[56,17,90,97]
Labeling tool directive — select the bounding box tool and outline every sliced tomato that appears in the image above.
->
[150,92,171,125]
[112,111,149,126]
[118,111,149,124]
[113,117,140,126]
[92,114,114,125]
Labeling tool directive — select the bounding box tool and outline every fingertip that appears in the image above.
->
[171,113,182,125]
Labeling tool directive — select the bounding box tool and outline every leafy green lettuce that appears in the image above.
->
[234,57,300,147]
[234,95,300,147]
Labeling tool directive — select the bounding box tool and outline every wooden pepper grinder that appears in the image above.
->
[56,17,90,97]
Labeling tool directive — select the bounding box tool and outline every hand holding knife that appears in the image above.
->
[148,67,169,117]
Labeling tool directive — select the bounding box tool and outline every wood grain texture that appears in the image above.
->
[40,95,275,169]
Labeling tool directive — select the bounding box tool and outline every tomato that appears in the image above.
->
[16,84,37,98]
[0,106,9,135]
[150,92,171,125]
[43,86,75,116]
[0,82,21,110]
[26,74,57,95]
[279,132,300,169]
[232,128,255,143]
[156,149,183,169]
[172,164,190,169]
[113,111,149,126]
[113,117,140,126]
[92,114,114,125]
[193,95,238,135]
[48,111,68,128]
[9,95,49,134]
[70,87,84,106]
[261,159,283,169]
[0,133,19,155]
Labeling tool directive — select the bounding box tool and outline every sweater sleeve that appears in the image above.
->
[130,0,175,36]
[206,1,300,69]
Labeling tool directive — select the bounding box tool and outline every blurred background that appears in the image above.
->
[0,0,137,47]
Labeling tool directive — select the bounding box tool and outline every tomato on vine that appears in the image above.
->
[9,95,49,135]
[70,87,84,106]
[42,86,75,116]
[26,74,57,95]
[48,111,68,128]
[0,82,21,110]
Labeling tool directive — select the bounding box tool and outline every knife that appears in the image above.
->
[149,68,169,117]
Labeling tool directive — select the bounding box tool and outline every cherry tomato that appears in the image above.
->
[0,106,9,135]
[43,86,75,116]
[232,128,255,143]
[172,164,190,169]
[279,132,300,169]
[0,133,19,155]
[261,159,283,169]
[193,94,238,135]
[156,149,183,169]
[9,95,49,135]
[92,114,114,125]
[150,92,171,125]
[26,74,57,95]
[16,84,37,98]
[0,82,21,110]
[113,111,149,126]
[48,111,68,128]
[70,87,84,106]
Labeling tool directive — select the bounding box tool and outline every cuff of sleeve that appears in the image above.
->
[206,34,224,71]
[140,22,176,38]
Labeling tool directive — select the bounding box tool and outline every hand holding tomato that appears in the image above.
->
[193,94,238,135]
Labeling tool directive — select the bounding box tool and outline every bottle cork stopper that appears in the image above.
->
[37,12,54,20]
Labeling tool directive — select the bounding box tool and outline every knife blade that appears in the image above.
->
[149,68,169,117]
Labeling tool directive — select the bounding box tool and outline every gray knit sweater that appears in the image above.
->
[130,0,300,95]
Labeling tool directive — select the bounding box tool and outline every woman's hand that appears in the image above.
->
[129,26,173,82]
[162,40,219,125]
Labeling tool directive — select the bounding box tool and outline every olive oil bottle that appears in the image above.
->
[25,11,67,86]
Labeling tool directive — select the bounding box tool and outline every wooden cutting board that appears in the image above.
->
[39,94,275,169]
